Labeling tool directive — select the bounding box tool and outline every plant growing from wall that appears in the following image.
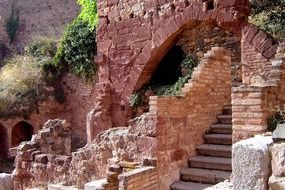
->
[267,105,285,132]
[52,0,98,80]
[130,55,199,116]
[53,18,97,80]
[77,0,98,30]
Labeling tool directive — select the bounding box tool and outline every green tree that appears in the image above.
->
[77,0,98,30]
[53,19,97,80]
[250,0,285,39]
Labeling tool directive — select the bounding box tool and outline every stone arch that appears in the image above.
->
[119,0,276,99]
[96,0,278,126]
[0,123,8,158]
[11,121,34,147]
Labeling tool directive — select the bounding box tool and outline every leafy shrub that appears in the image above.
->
[53,19,97,80]
[24,37,62,85]
[77,0,98,30]
[250,0,285,39]
[267,105,285,132]
[130,55,199,114]
[25,37,58,58]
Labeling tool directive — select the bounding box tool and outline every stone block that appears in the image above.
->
[84,179,107,190]
[271,142,285,177]
[269,175,285,190]
[272,124,285,142]
[232,135,273,190]
[0,173,13,190]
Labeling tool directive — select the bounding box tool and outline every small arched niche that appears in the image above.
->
[12,121,34,147]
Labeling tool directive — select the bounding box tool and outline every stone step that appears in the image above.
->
[196,144,232,158]
[217,115,232,124]
[210,124,232,134]
[170,181,212,190]
[181,168,231,184]
[188,156,232,171]
[84,179,107,190]
[222,106,232,115]
[48,184,79,190]
[204,134,232,145]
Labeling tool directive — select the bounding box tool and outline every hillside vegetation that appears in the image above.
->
[0,0,98,118]
[250,0,285,39]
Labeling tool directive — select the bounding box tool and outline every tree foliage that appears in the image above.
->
[250,0,285,39]
[53,19,97,80]
[77,0,98,30]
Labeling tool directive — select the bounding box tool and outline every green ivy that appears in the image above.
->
[53,19,97,80]
[77,0,98,30]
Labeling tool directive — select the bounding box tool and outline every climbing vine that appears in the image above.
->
[77,0,98,30]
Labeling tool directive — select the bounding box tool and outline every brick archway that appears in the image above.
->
[0,123,8,158]
[97,0,278,126]
[12,121,34,147]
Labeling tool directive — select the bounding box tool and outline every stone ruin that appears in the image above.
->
[1,0,285,189]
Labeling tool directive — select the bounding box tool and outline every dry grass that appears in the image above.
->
[0,56,46,117]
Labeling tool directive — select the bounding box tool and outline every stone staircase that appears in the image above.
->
[171,105,232,190]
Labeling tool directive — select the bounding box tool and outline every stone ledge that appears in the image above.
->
[118,166,156,179]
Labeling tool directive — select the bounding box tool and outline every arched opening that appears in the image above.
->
[149,45,185,86]
[12,121,34,147]
[130,22,241,117]
[0,123,8,158]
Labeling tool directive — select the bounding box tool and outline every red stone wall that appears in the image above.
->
[0,73,97,156]
[149,47,232,189]
[96,0,278,127]
[118,167,158,190]
[232,42,285,142]
[241,24,279,86]
[177,22,241,63]
[61,74,98,148]
[13,119,72,190]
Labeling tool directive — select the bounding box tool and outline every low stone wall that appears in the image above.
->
[232,42,285,142]
[69,113,157,188]
[149,47,232,189]
[118,167,158,190]
[241,24,278,86]
[13,119,72,190]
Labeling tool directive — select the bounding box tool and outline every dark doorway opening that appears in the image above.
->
[149,45,185,86]
[12,121,34,147]
[0,123,8,158]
